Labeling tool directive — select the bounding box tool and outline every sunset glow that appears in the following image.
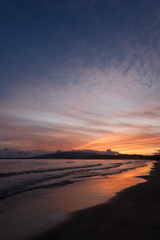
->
[1,1,160,157]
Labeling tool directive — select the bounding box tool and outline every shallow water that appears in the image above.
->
[0,159,149,200]
[0,159,154,240]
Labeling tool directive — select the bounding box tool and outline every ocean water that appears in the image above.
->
[0,159,154,240]
[0,159,152,200]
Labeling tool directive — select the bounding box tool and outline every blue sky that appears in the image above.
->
[1,0,160,156]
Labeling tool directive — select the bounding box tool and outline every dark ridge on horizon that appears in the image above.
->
[30,151,160,160]
[87,154,160,160]
[31,151,98,159]
[0,150,160,160]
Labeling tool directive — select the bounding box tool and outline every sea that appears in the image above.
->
[0,158,154,240]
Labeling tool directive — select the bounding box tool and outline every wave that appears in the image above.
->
[0,180,74,200]
[0,161,147,201]
[0,165,137,200]
[0,163,123,200]
[0,163,103,177]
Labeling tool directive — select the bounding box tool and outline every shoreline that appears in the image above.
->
[30,160,160,240]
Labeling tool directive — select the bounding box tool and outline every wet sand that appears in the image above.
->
[30,161,160,240]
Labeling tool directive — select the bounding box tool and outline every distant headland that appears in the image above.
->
[1,149,160,160]
[31,151,160,160]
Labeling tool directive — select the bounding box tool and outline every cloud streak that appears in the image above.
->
[1,0,160,155]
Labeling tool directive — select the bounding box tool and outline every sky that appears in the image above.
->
[1,0,160,157]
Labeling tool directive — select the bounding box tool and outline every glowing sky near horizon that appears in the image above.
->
[1,0,160,155]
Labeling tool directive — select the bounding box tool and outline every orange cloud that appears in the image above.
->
[74,132,160,155]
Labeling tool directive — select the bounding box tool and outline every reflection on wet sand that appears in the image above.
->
[0,161,154,240]
[59,161,154,212]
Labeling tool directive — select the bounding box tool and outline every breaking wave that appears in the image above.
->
[0,159,148,200]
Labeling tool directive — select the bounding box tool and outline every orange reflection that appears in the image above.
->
[0,161,153,240]
[47,161,154,213]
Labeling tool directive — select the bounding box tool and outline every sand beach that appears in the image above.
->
[31,161,160,240]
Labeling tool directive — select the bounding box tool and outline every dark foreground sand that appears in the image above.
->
[31,161,160,240]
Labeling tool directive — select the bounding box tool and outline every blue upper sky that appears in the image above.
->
[1,0,160,157]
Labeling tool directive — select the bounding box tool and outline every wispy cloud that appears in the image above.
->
[76,132,160,155]
[1,0,160,154]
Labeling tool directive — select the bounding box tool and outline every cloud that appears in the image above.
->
[105,149,119,155]
[154,149,160,155]
[75,132,160,155]
[0,148,54,158]
[70,148,119,155]
[0,148,120,158]
[1,0,160,155]
[1,85,160,155]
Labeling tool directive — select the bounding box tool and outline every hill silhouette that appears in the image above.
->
[31,150,160,160]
